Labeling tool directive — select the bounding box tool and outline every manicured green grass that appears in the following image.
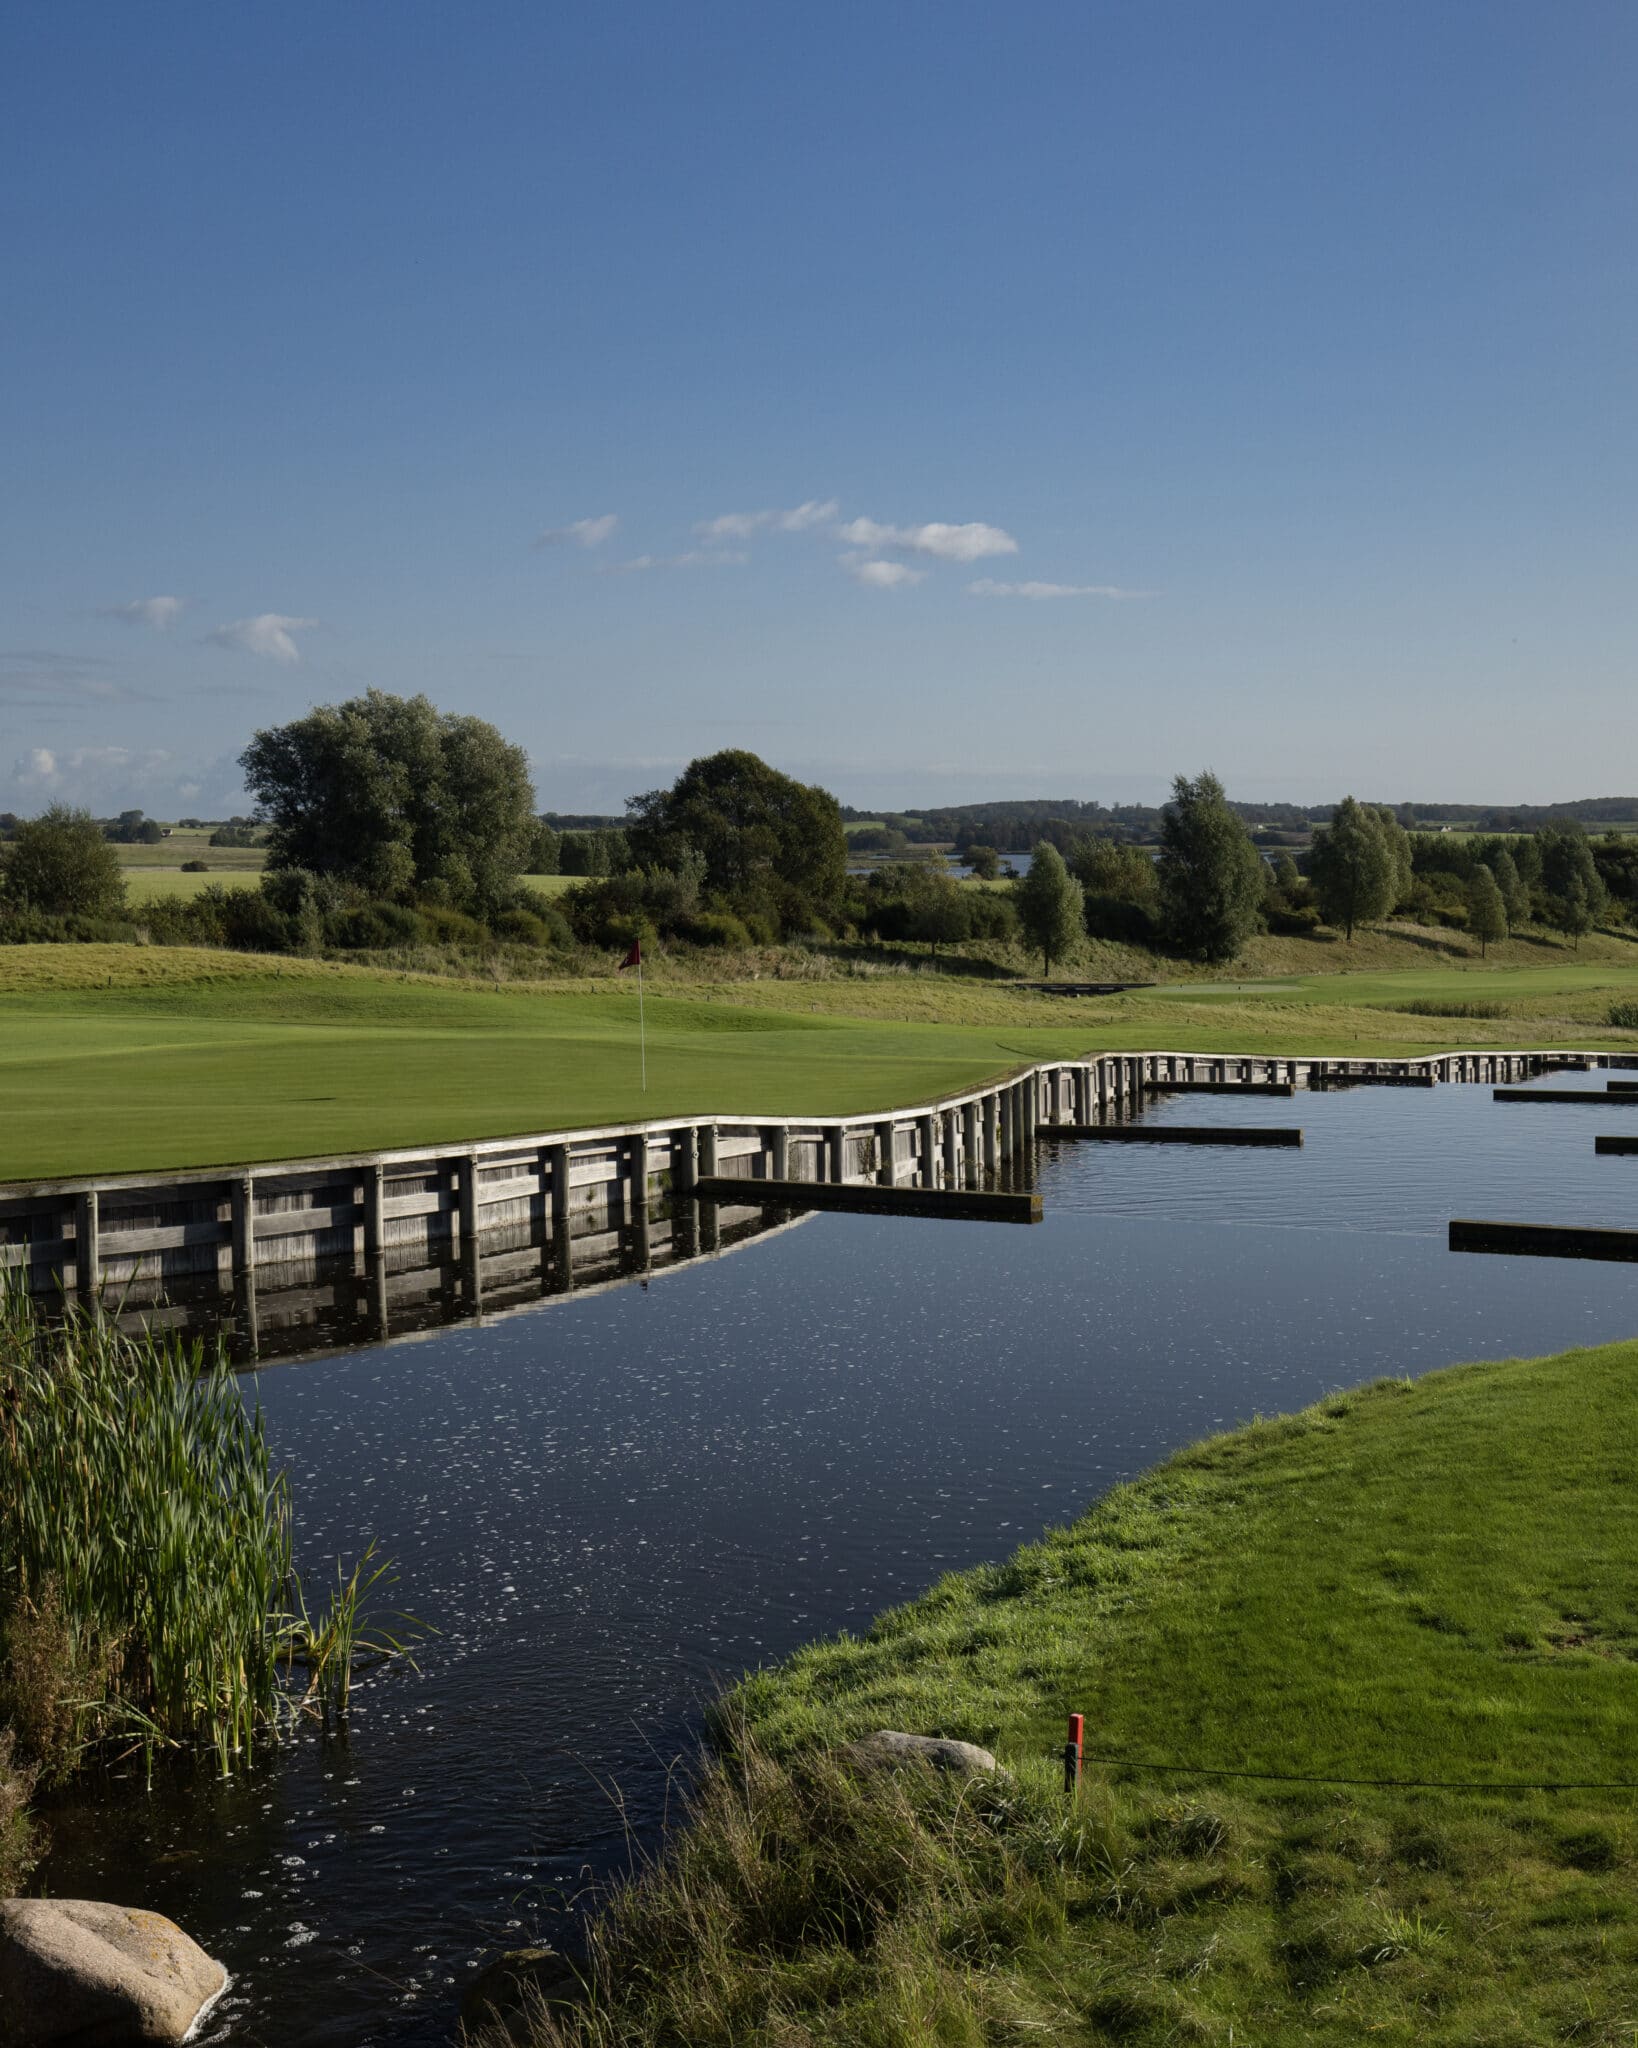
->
[535,1342,1638,2047]
[0,948,1106,1182]
[4,945,1638,1182]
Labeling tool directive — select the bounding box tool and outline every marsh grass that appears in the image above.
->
[487,1343,1638,2047]
[0,1281,415,1777]
[1383,996,1510,1019]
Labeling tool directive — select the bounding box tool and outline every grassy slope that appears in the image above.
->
[684,1345,1638,2045]
[3,944,1638,1181]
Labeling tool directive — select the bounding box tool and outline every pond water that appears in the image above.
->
[37,1073,1638,2047]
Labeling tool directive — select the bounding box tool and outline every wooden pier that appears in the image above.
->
[0,1047,1594,1333]
[1450,1218,1638,1263]
[1493,1088,1638,1106]
[692,1176,1041,1222]
[1055,1123,1302,1147]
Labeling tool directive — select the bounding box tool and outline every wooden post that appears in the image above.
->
[673,1125,698,1193]
[769,1125,789,1181]
[231,1173,256,1276]
[943,1108,959,1188]
[962,1100,980,1188]
[699,1124,719,1178]
[459,1152,481,1248]
[917,1113,937,1188]
[826,1126,845,1185]
[74,1190,99,1296]
[363,1163,386,1259]
[875,1120,897,1188]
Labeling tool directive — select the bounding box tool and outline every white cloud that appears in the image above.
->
[536,513,619,549]
[25,748,56,779]
[835,518,1019,562]
[695,498,839,541]
[843,556,926,590]
[600,550,749,574]
[967,579,1151,599]
[205,614,318,663]
[101,595,187,630]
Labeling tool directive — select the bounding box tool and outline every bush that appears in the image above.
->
[416,903,491,950]
[0,1732,36,1893]
[491,906,552,948]
[181,859,210,872]
[1609,1001,1638,1030]
[323,901,423,951]
[681,910,753,949]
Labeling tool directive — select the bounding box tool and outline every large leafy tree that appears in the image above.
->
[2,805,126,919]
[625,750,847,924]
[1156,772,1264,963]
[240,691,536,910]
[1015,842,1084,976]
[1309,795,1403,940]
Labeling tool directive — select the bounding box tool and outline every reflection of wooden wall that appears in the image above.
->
[0,1050,1573,1299]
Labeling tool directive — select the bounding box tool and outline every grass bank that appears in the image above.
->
[4,945,1638,1182]
[501,1340,1638,2047]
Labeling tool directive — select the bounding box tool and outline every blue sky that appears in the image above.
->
[4,2,1635,816]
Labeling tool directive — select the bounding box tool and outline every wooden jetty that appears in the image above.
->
[1450,1218,1638,1263]
[693,1176,1040,1222]
[1493,1089,1638,1106]
[1142,1079,1295,1098]
[1594,1135,1638,1155]
[1054,1124,1302,1147]
[0,1046,1594,1317]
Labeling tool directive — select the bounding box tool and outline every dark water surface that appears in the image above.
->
[39,1075,1638,2045]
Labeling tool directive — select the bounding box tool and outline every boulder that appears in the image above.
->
[843,1730,1004,1778]
[459,1947,583,2041]
[0,1898,226,2047]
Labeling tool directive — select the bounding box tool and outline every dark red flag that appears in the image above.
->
[619,939,642,970]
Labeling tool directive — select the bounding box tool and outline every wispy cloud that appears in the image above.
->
[536,513,619,549]
[0,649,151,707]
[836,518,1019,563]
[100,595,187,631]
[599,550,749,574]
[205,614,318,663]
[967,579,1152,600]
[842,556,926,590]
[695,498,839,541]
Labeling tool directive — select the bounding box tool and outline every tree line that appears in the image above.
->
[3,690,1636,970]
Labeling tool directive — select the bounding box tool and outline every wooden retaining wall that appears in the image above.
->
[0,1047,1594,1303]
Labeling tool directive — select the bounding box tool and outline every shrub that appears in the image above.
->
[1391,998,1508,1020]
[416,903,491,950]
[1610,1001,1638,1030]
[323,901,423,951]
[681,910,753,950]
[181,859,209,872]
[0,1731,35,1893]
[491,906,552,948]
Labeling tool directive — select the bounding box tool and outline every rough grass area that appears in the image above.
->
[500,1342,1638,2047]
[110,829,266,871]
[4,946,1638,1182]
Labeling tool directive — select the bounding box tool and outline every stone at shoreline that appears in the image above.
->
[843,1730,1004,1777]
[460,1947,584,2041]
[0,1897,227,2047]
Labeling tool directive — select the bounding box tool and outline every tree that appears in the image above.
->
[1156,771,1264,963]
[1466,864,1507,957]
[240,690,536,911]
[1536,821,1608,936]
[1491,847,1529,927]
[2,805,126,919]
[1560,875,1593,949]
[625,750,847,927]
[963,844,1001,880]
[1071,836,1160,944]
[1015,842,1083,977]
[1308,796,1399,940]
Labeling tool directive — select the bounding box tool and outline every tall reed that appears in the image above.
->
[0,1279,413,1773]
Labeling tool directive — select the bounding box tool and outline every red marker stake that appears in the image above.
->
[1064,1712,1084,1794]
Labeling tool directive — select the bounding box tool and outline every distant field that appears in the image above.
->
[122,870,226,903]
[517,872,578,898]
[111,829,266,871]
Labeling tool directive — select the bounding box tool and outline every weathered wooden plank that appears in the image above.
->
[1141,1080,1295,1098]
[1450,1218,1638,1262]
[1056,1123,1303,1147]
[692,1176,1041,1223]
[1494,1089,1637,1106]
